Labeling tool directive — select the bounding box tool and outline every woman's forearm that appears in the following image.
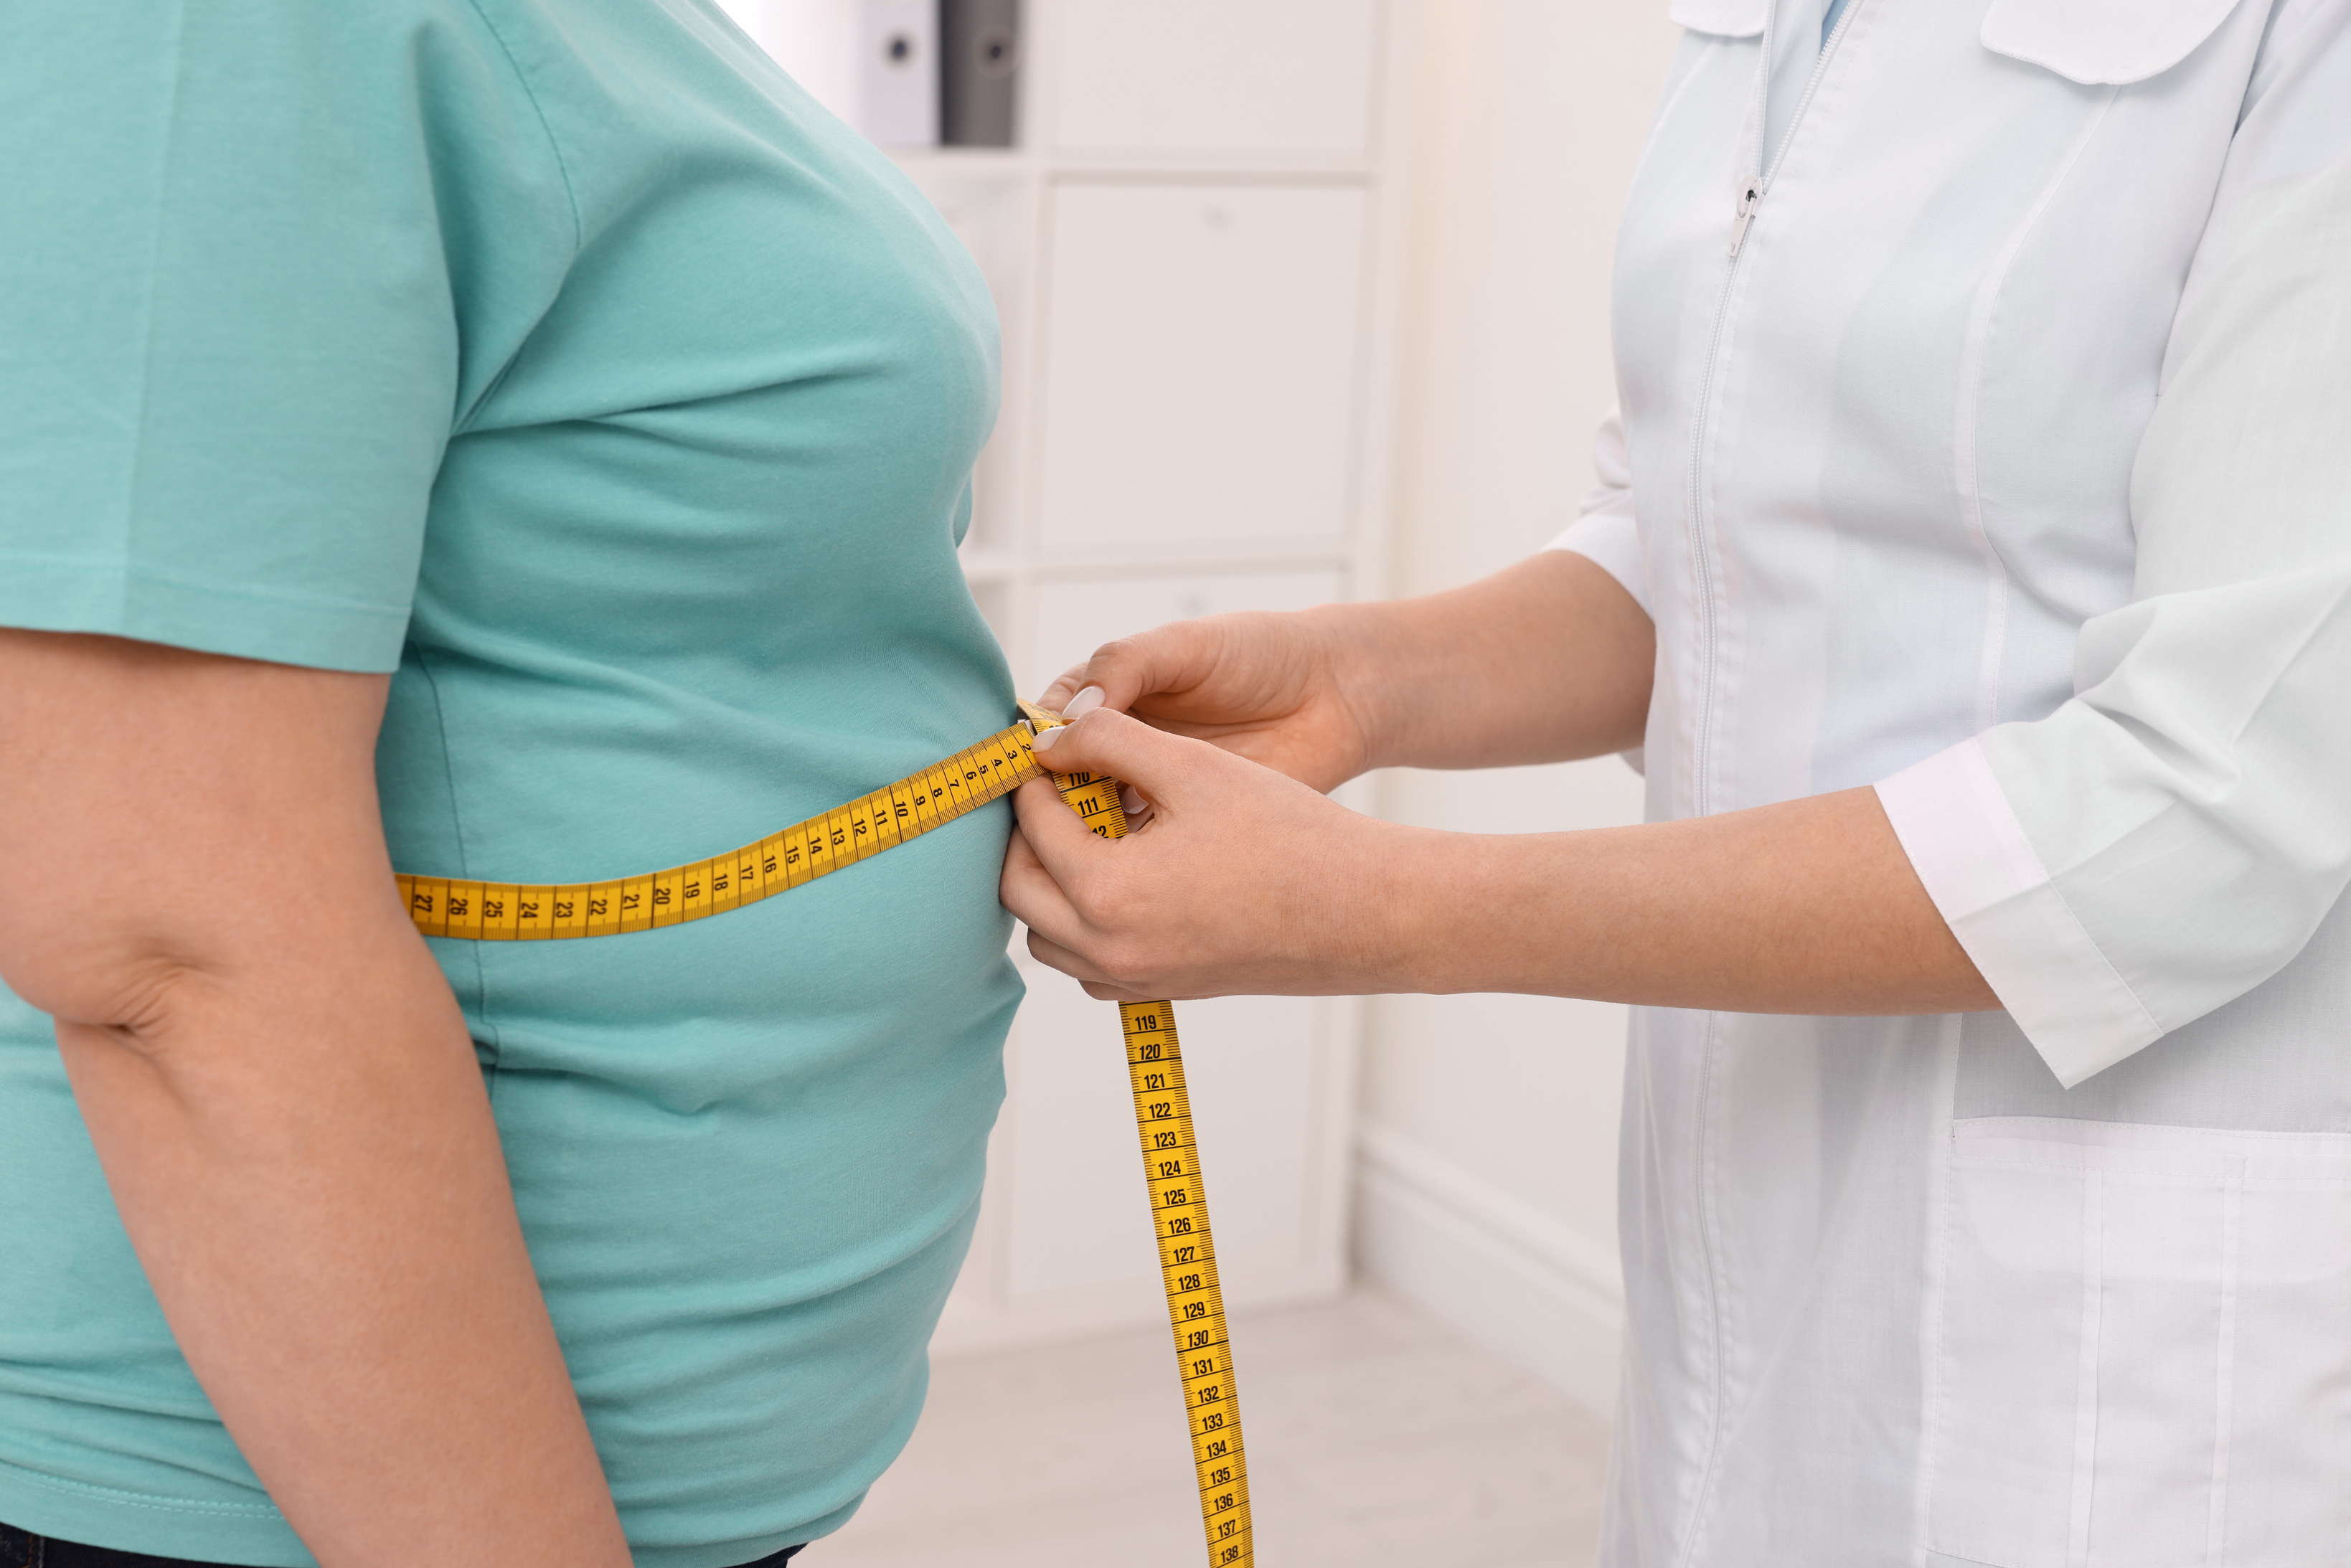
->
[0,633,630,1568]
[1009,558,1976,1018]
[1387,785,1995,1014]
[1322,548,1654,775]
[55,943,631,1568]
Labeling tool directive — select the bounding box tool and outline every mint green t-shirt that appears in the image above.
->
[0,4,1017,1564]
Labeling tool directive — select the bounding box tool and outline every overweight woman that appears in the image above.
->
[0,4,1017,1565]
[1004,1,2351,1562]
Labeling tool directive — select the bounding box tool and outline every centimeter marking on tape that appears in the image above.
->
[395,701,1253,1568]
[396,721,1051,940]
[1122,997,1255,1566]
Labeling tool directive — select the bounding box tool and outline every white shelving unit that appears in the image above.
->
[825,0,1421,1352]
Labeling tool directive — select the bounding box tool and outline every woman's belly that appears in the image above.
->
[458,795,1022,1551]
[380,572,1027,1549]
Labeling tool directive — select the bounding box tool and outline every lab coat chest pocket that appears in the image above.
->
[1925,1118,2351,1568]
[1979,0,2243,85]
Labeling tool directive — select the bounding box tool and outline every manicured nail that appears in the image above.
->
[1119,785,1144,816]
[1032,725,1063,751]
[1064,686,1106,718]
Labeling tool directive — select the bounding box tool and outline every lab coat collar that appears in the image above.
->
[1673,0,2247,83]
[1670,0,1768,39]
[1980,0,2247,83]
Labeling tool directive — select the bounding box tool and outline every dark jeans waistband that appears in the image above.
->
[0,1523,805,1568]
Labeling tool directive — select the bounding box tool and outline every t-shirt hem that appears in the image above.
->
[0,554,411,674]
[0,1454,313,1567]
[0,1453,853,1568]
[622,1492,859,1568]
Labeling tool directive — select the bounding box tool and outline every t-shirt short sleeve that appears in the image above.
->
[0,3,517,671]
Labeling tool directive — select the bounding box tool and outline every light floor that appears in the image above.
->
[812,1289,1611,1568]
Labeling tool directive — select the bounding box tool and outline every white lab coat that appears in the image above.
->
[1551,0,2351,1559]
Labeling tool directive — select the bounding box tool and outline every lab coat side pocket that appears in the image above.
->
[1921,1118,2351,1568]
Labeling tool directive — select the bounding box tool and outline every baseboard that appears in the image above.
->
[929,1259,1346,1359]
[1353,1123,1624,1417]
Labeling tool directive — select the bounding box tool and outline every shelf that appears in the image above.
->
[956,547,1018,583]
[887,148,1033,181]
[890,149,1382,184]
[1042,148,1382,181]
[963,542,1360,583]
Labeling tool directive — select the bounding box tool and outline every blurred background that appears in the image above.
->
[713,4,1678,1562]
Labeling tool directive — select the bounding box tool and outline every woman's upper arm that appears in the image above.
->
[0,630,399,1029]
[0,12,489,1013]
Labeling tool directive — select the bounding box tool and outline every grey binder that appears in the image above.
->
[858,0,940,148]
[940,0,1020,147]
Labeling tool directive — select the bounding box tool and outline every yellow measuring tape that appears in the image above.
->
[398,701,1253,1567]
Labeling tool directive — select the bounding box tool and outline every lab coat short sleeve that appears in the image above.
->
[1547,404,1653,617]
[1879,29,2351,1087]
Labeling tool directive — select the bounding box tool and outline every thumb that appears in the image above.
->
[1035,619,1222,717]
[1035,640,1148,718]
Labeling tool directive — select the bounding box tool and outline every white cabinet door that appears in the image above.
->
[1025,567,1347,694]
[905,173,1032,558]
[940,971,1353,1352]
[1035,184,1370,557]
[1002,976,1341,1310]
[1051,0,1383,155]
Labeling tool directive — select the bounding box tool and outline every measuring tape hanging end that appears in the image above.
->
[1032,704,1248,1566]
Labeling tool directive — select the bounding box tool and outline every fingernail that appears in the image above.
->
[1118,785,1144,816]
[1064,686,1106,719]
[1031,725,1063,751]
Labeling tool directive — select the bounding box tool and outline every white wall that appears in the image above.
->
[1355,0,1679,1414]
[716,0,859,123]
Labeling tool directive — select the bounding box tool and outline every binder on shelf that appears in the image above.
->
[940,0,1020,147]
[857,0,940,148]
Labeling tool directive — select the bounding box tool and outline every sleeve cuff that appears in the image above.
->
[1545,510,1649,618]
[1875,740,2164,1087]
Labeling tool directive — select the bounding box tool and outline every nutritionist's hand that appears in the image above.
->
[1001,709,1420,1001]
[1035,605,1377,797]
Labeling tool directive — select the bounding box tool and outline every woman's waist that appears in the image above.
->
[381,690,1023,883]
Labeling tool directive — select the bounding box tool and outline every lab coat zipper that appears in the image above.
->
[1694,0,1869,817]
[1676,6,1867,1562]
[1674,143,1756,1568]
[1728,184,1763,258]
[1726,0,1867,260]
